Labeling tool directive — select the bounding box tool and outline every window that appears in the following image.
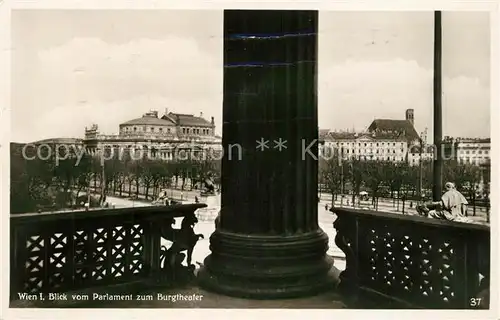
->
[134,127,137,132]
[151,127,154,132]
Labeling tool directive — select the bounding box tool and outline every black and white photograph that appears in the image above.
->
[3,4,497,316]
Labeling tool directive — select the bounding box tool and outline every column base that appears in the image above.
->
[197,229,338,299]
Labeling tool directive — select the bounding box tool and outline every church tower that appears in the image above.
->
[406,108,414,126]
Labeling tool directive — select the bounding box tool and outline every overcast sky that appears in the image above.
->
[11,10,490,143]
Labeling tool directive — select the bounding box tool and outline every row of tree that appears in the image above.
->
[318,154,488,211]
[11,142,488,214]
[10,143,221,213]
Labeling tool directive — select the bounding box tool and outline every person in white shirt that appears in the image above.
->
[416,182,470,222]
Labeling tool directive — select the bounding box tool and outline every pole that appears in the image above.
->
[419,134,423,199]
[340,148,344,206]
[101,163,105,206]
[432,11,443,201]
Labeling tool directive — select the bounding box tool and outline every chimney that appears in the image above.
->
[211,116,215,125]
[200,112,204,118]
[165,108,169,116]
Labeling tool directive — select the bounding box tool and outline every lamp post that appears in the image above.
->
[419,127,428,201]
[340,147,344,206]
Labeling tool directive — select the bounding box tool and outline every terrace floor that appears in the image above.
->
[11,265,350,309]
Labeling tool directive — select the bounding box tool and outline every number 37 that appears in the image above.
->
[470,298,482,307]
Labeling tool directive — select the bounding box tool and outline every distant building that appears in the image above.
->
[320,109,423,163]
[407,144,435,166]
[83,109,222,161]
[118,109,216,138]
[26,138,85,159]
[30,137,84,147]
[321,109,490,168]
[454,137,491,166]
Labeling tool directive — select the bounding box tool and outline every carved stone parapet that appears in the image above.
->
[333,211,359,298]
[158,212,204,285]
[330,207,491,309]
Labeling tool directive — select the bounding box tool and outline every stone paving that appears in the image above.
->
[99,284,348,308]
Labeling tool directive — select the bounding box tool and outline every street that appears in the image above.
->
[190,201,346,271]
[105,195,346,271]
[105,190,486,272]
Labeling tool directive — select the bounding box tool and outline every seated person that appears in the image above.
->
[416,182,470,222]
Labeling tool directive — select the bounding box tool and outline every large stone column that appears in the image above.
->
[197,10,335,299]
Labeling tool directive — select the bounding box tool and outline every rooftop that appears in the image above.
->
[120,111,214,128]
[120,112,175,126]
[29,137,84,145]
[367,119,420,141]
[162,112,213,127]
[322,131,409,141]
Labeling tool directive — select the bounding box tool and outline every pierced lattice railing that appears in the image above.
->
[10,204,206,300]
[332,207,490,309]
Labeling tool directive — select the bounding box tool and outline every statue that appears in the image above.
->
[202,176,216,195]
[159,212,204,274]
[416,182,470,222]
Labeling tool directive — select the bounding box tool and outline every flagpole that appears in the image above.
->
[432,11,443,201]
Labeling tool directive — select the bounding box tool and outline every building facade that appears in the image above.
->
[320,109,424,164]
[83,109,222,161]
[453,137,491,166]
[320,110,491,168]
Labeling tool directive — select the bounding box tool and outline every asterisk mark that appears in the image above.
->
[274,138,287,151]
[256,138,269,151]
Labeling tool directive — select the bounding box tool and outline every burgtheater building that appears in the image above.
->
[83,109,222,160]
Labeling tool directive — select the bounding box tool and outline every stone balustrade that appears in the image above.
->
[10,204,206,306]
[332,207,490,309]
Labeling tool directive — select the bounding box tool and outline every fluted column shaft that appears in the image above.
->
[198,10,335,299]
[220,10,319,235]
